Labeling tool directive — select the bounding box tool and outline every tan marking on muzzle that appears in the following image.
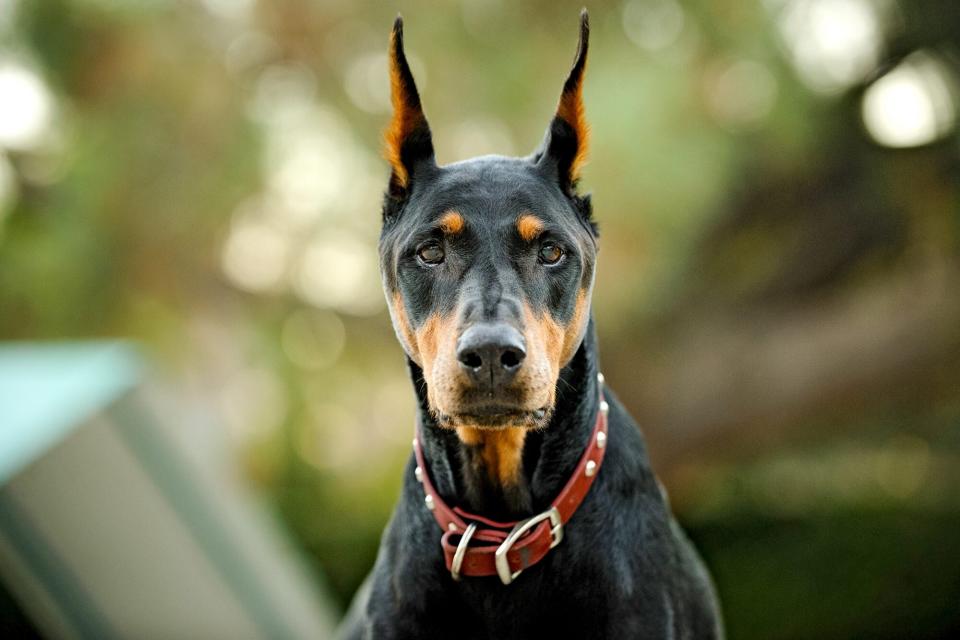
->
[521,288,590,401]
[456,426,527,487]
[415,312,461,412]
[516,214,544,242]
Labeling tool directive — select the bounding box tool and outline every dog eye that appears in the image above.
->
[417,242,445,265]
[538,242,564,265]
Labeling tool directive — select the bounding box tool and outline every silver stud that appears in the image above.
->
[599,400,609,415]
[597,372,605,385]
[596,431,607,449]
[448,522,458,532]
[412,438,418,450]
[425,495,435,510]
[585,460,597,477]
[415,466,423,483]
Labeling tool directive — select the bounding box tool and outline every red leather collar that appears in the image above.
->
[412,374,609,585]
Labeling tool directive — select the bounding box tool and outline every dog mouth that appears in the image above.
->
[434,405,552,429]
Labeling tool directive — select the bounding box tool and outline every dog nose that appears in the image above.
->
[456,323,526,386]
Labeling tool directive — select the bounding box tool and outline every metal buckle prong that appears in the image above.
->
[450,523,477,581]
[494,506,563,585]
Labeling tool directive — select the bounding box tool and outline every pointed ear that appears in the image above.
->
[535,9,590,193]
[384,16,436,199]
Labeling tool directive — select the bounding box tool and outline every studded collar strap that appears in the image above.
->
[412,374,610,585]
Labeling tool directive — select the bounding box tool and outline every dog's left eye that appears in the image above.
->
[538,242,564,265]
[417,242,445,265]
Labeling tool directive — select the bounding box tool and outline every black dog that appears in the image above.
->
[339,11,723,639]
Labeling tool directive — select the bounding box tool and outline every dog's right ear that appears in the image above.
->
[533,9,590,196]
[383,16,436,202]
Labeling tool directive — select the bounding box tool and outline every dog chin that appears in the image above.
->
[433,406,553,430]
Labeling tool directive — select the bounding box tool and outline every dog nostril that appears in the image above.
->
[500,348,524,370]
[460,351,483,369]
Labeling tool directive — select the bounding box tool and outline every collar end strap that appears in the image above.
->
[494,505,563,585]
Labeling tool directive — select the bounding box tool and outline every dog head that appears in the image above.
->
[379,11,597,433]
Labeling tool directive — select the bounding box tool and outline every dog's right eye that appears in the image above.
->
[417,242,445,265]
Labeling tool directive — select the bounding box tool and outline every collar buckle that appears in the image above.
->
[494,506,563,585]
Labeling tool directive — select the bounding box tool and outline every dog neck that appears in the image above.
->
[408,318,601,520]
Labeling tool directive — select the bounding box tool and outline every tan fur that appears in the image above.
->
[415,313,460,413]
[516,213,545,242]
[556,29,589,185]
[559,288,590,364]
[556,83,589,184]
[519,288,590,404]
[456,427,528,486]
[439,210,465,235]
[389,291,419,362]
[519,304,561,412]
[383,30,423,188]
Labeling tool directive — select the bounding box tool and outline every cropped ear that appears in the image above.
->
[384,16,436,199]
[534,9,590,194]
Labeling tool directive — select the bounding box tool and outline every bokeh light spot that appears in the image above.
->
[775,0,884,94]
[862,52,958,148]
[221,217,291,293]
[344,52,392,114]
[703,59,779,130]
[294,231,384,315]
[443,117,516,162]
[267,126,345,220]
[249,64,318,126]
[225,31,278,76]
[200,0,254,22]
[622,0,686,52]
[0,60,54,151]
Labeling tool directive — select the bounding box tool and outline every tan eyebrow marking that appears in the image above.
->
[438,210,465,234]
[516,213,545,242]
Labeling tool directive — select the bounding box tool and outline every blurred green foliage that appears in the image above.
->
[1,0,959,638]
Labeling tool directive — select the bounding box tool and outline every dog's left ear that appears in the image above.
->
[534,9,590,195]
[384,15,436,201]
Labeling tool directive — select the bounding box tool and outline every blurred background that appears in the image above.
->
[0,0,958,637]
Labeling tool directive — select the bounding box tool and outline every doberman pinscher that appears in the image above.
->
[339,10,723,639]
